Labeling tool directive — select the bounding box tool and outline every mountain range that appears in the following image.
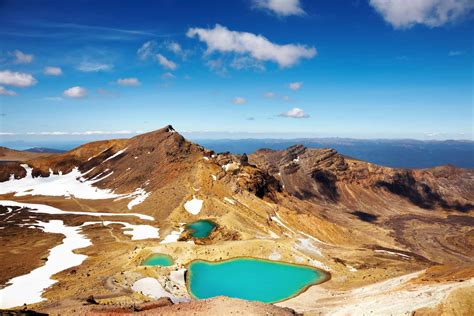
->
[0,126,472,315]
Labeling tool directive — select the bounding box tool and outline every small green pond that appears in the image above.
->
[186,219,216,238]
[142,253,174,266]
[187,257,327,303]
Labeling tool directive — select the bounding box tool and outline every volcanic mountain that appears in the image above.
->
[0,126,472,315]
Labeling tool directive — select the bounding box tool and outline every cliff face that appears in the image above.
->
[249,144,474,212]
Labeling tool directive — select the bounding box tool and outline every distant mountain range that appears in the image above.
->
[1,138,472,169]
[194,138,474,169]
[23,147,66,154]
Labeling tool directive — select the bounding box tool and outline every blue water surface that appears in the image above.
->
[188,258,325,303]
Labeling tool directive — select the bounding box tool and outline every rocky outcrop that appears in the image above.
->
[250,145,474,211]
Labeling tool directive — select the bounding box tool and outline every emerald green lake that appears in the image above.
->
[187,258,326,303]
[142,254,174,266]
[186,220,216,238]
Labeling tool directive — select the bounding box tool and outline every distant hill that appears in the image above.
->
[23,147,66,154]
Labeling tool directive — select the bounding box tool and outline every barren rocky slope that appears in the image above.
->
[0,126,472,315]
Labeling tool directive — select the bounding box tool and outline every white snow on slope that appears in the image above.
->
[161,227,184,243]
[224,197,236,205]
[103,147,127,163]
[0,200,154,221]
[82,221,159,240]
[127,188,151,210]
[0,220,91,309]
[184,196,203,215]
[0,165,121,200]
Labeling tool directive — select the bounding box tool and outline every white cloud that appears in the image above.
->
[0,86,18,96]
[369,0,474,29]
[289,81,303,90]
[167,41,183,54]
[264,92,276,98]
[137,40,157,60]
[11,50,33,64]
[161,72,175,79]
[166,41,189,59]
[156,53,177,70]
[279,107,309,118]
[44,66,62,76]
[77,61,113,72]
[283,95,290,101]
[233,97,247,105]
[231,56,265,70]
[252,0,305,16]
[63,86,87,98]
[117,77,140,86]
[187,24,316,68]
[0,70,37,87]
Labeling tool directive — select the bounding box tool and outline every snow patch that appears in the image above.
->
[0,220,91,309]
[0,200,154,221]
[0,165,121,200]
[224,197,236,205]
[82,221,159,240]
[161,227,184,244]
[127,188,151,210]
[374,249,411,259]
[103,147,127,163]
[184,196,203,215]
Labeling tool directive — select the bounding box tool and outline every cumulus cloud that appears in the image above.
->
[252,0,305,16]
[11,50,33,64]
[63,86,87,98]
[289,81,303,90]
[264,92,276,98]
[0,70,37,87]
[369,0,474,28]
[187,24,316,68]
[156,53,177,70]
[279,107,309,118]
[117,77,140,86]
[44,66,62,76]
[233,97,247,105]
[0,86,18,96]
[77,61,113,72]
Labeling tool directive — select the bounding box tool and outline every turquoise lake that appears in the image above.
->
[186,220,216,238]
[142,254,174,266]
[187,257,326,303]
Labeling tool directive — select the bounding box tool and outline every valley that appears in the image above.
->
[0,125,472,315]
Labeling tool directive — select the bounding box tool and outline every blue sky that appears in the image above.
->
[0,0,473,141]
